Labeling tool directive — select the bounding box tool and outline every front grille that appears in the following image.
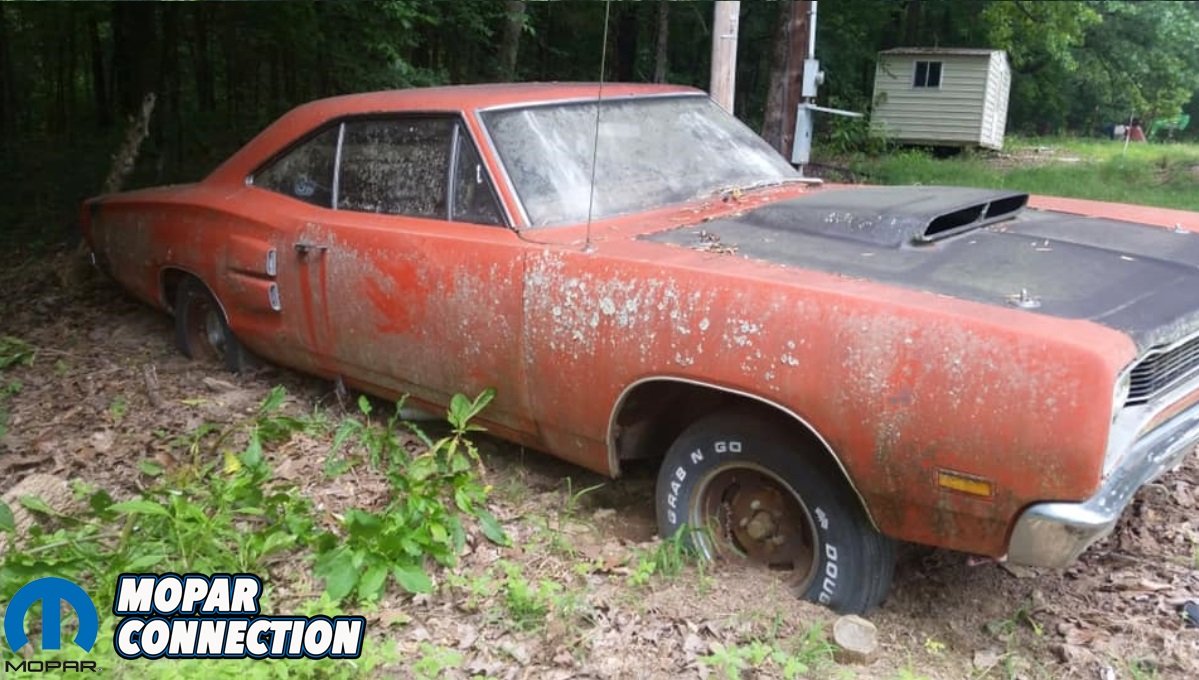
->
[1127,333,1199,405]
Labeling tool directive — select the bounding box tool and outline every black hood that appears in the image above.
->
[645,186,1199,351]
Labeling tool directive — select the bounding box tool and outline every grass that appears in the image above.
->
[841,136,1199,211]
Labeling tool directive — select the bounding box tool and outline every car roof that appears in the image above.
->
[296,82,702,115]
[207,82,704,185]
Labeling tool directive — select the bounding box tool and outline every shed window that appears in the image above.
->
[913,61,942,88]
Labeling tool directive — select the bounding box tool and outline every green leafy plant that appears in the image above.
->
[0,379,21,439]
[562,477,604,517]
[697,626,835,680]
[108,395,128,423]
[313,389,509,603]
[1125,658,1160,680]
[499,561,564,631]
[699,642,751,679]
[627,525,699,587]
[0,388,314,599]
[412,643,465,679]
[0,336,35,370]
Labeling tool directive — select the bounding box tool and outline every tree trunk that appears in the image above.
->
[653,1,670,83]
[0,4,10,141]
[761,1,808,155]
[497,1,526,82]
[761,6,790,152]
[157,3,181,180]
[614,4,638,82]
[903,0,923,46]
[192,3,214,112]
[111,1,157,118]
[89,14,110,128]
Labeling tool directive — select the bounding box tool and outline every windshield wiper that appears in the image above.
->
[704,176,818,199]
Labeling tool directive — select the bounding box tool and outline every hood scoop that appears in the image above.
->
[731,186,1029,248]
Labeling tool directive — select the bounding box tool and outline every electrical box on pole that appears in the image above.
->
[787,2,864,177]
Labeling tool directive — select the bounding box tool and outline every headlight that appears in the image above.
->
[1112,372,1131,421]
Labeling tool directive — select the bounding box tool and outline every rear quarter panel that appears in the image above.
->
[86,186,312,369]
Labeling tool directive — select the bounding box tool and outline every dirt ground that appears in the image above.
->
[2,256,1197,679]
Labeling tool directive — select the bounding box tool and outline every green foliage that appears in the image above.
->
[107,395,128,423]
[0,389,314,601]
[0,379,21,440]
[627,526,698,587]
[314,389,507,603]
[412,643,465,679]
[4,1,1199,255]
[499,561,561,631]
[1125,658,1160,680]
[849,138,1199,211]
[497,561,586,634]
[698,627,835,680]
[0,336,35,370]
[0,385,502,675]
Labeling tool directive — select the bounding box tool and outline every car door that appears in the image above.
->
[240,124,342,377]
[298,115,535,434]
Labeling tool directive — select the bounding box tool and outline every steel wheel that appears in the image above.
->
[689,462,820,592]
[183,295,227,363]
[657,411,897,613]
[174,275,247,373]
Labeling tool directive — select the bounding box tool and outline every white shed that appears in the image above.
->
[870,48,1011,150]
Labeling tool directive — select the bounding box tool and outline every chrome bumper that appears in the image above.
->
[1006,397,1199,568]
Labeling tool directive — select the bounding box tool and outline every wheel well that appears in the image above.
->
[160,268,189,312]
[609,379,866,514]
[160,268,230,325]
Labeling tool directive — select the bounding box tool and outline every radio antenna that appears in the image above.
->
[583,0,612,253]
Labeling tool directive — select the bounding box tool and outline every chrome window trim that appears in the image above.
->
[446,123,461,221]
[477,90,703,115]
[331,122,345,209]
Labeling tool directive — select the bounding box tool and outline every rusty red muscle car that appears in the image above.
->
[82,83,1199,613]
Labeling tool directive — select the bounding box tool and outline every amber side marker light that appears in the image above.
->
[937,470,994,497]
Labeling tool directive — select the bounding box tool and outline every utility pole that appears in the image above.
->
[780,1,811,157]
[709,1,740,113]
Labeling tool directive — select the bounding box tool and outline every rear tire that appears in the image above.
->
[174,276,247,373]
[655,411,895,614]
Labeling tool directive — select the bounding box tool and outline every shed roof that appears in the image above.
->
[879,47,1002,57]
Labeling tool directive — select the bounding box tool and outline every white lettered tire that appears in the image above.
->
[655,411,896,614]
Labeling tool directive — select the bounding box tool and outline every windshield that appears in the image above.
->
[481,95,798,227]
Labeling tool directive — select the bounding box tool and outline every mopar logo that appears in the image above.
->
[3,577,100,672]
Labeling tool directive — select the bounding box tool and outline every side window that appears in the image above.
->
[451,129,504,226]
[253,127,338,207]
[337,118,453,218]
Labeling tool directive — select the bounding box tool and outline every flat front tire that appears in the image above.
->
[174,276,247,373]
[655,412,896,614]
